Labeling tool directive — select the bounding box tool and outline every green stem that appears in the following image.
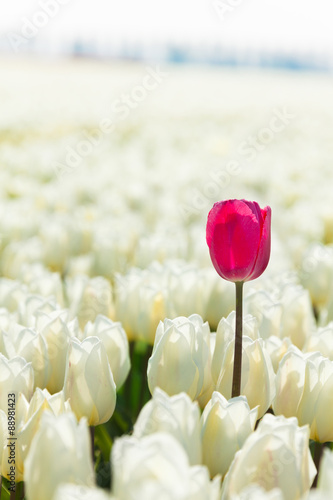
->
[312,441,324,488]
[9,489,15,500]
[137,344,153,416]
[90,426,95,464]
[232,281,244,398]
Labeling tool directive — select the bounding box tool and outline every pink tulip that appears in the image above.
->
[206,199,271,283]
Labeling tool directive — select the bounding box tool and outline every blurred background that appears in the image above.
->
[1,0,333,69]
[0,0,333,333]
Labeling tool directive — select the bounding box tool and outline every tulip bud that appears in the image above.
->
[115,268,166,344]
[147,314,211,401]
[111,432,220,500]
[221,414,316,500]
[63,337,116,425]
[273,350,333,442]
[0,388,71,482]
[2,324,49,389]
[83,314,130,388]
[201,392,258,478]
[24,412,95,500]
[133,387,202,465]
[35,309,74,394]
[0,354,34,412]
[212,313,275,418]
[206,199,271,282]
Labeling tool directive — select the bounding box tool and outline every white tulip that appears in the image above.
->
[264,336,292,372]
[115,269,166,343]
[0,354,34,411]
[63,337,116,425]
[201,392,258,478]
[300,243,333,309]
[0,388,70,482]
[147,315,211,401]
[304,323,333,360]
[83,314,130,387]
[212,313,275,418]
[111,432,220,500]
[133,387,202,465]
[274,350,333,442]
[221,414,316,500]
[2,323,49,389]
[35,309,74,393]
[24,412,95,500]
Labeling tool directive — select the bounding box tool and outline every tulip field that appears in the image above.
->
[1,58,333,499]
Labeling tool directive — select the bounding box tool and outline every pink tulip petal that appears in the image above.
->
[207,200,261,281]
[248,206,271,280]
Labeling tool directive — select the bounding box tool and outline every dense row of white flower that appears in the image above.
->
[1,60,333,499]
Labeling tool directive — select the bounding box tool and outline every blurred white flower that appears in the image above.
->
[133,387,202,465]
[201,392,258,478]
[0,354,34,411]
[63,337,116,425]
[300,243,333,309]
[115,267,167,344]
[1,323,49,389]
[66,275,114,329]
[83,314,130,388]
[24,412,95,500]
[303,323,333,360]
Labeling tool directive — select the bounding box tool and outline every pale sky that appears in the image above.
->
[1,0,333,57]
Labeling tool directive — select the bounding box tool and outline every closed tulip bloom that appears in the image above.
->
[0,388,71,482]
[63,337,116,425]
[221,414,316,500]
[147,315,211,401]
[206,200,271,282]
[111,432,220,500]
[35,309,75,394]
[83,314,130,388]
[211,313,275,418]
[133,387,202,465]
[201,392,258,478]
[24,412,95,500]
[2,324,49,389]
[0,354,34,412]
[273,350,333,442]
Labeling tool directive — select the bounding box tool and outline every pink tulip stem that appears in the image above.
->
[232,281,244,398]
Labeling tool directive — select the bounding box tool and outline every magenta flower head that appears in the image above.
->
[206,199,271,282]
